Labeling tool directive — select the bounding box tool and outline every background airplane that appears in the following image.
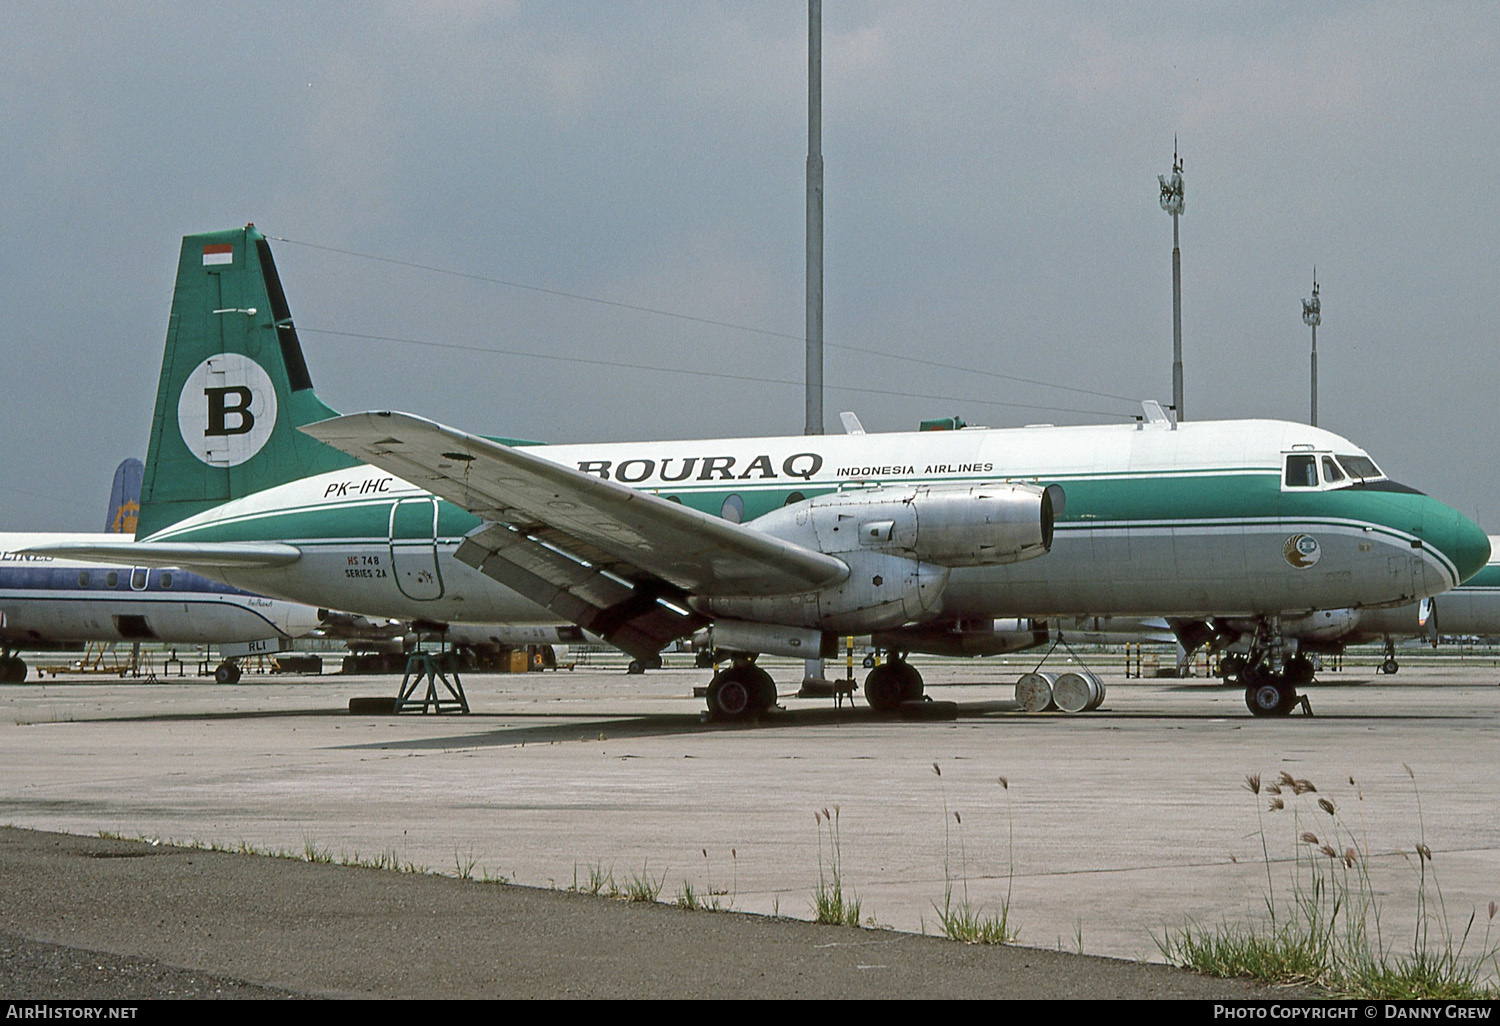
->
[1,460,322,683]
[2,459,594,683]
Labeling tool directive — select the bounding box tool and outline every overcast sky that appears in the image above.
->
[3,2,1496,533]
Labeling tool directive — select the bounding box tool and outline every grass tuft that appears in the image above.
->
[811,806,861,926]
[623,862,665,903]
[931,766,1019,945]
[1159,768,1498,999]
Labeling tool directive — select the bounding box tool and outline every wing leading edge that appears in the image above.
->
[301,412,849,659]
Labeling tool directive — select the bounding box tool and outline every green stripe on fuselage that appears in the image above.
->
[154,468,1433,548]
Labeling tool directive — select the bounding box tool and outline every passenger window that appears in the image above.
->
[105,571,119,588]
[1284,454,1318,488]
[1321,457,1345,483]
[720,494,745,524]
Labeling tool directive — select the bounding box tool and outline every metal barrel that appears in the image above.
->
[1015,671,1058,712]
[1052,670,1106,713]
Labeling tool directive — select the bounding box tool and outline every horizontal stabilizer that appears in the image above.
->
[21,540,302,569]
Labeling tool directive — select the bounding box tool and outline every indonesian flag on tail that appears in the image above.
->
[202,243,233,266]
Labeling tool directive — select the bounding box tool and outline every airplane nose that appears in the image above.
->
[1425,503,1491,585]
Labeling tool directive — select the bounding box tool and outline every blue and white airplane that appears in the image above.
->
[0,460,322,683]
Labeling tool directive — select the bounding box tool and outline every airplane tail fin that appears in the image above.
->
[138,225,357,538]
[105,458,144,534]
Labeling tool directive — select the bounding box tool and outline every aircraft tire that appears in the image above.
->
[706,669,754,720]
[893,660,924,702]
[1381,658,1399,675]
[626,660,646,675]
[750,666,778,713]
[1285,656,1316,686]
[863,664,905,714]
[214,661,242,685]
[1244,674,1295,717]
[1,657,27,684]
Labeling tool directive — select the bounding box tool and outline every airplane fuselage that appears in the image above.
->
[132,419,1480,633]
[0,534,321,648]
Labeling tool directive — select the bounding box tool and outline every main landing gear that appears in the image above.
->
[702,653,929,720]
[704,656,779,721]
[862,654,924,713]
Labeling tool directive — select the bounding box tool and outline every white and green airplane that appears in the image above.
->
[30,226,1491,718]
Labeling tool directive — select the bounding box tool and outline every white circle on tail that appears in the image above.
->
[177,354,278,467]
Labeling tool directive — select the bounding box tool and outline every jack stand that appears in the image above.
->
[395,652,469,714]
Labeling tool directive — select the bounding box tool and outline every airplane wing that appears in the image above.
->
[302,412,849,659]
[19,540,302,568]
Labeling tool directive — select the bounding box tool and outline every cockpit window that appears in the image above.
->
[1285,454,1318,488]
[1321,456,1345,483]
[1335,455,1382,481]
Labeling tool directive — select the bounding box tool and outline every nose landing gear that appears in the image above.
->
[1231,621,1315,718]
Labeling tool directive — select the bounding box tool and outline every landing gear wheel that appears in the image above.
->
[1218,654,1247,682]
[707,662,774,721]
[1381,658,1399,675]
[1285,655,1316,686]
[751,667,778,713]
[893,660,924,702]
[1244,672,1296,717]
[863,664,903,713]
[1,657,27,684]
[214,661,241,685]
[864,659,922,713]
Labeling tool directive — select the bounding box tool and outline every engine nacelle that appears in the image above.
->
[693,549,949,633]
[875,618,1049,658]
[1280,608,1362,643]
[747,482,1057,567]
[702,620,837,659]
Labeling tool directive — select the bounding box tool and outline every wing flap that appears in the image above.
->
[454,523,706,660]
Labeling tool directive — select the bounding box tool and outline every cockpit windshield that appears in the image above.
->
[1285,454,1317,488]
[1335,454,1383,482]
[1283,451,1386,490]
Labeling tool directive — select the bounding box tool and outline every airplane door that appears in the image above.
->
[1388,552,1418,603]
[389,497,444,601]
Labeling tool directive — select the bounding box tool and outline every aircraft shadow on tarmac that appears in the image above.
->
[333,700,1024,751]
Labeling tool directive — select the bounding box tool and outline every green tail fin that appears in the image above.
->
[138,225,357,538]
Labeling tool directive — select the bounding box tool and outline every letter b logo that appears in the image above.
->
[205,386,256,436]
[178,355,278,466]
